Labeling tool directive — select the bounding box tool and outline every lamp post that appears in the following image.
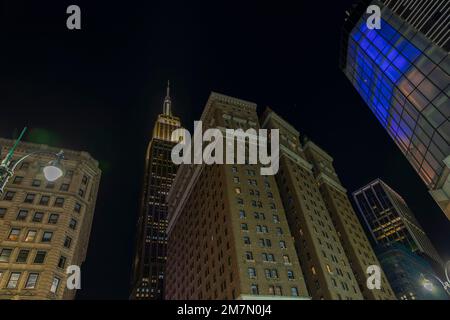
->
[420,265,450,297]
[0,127,65,194]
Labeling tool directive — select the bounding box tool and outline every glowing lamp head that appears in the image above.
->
[43,150,64,182]
[423,278,434,292]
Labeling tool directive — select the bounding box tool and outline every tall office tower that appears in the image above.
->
[377,243,449,300]
[261,109,394,300]
[130,83,182,300]
[302,141,396,300]
[165,93,309,300]
[0,139,101,300]
[340,0,450,220]
[352,179,442,264]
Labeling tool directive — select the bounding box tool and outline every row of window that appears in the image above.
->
[2,193,83,212]
[239,210,279,221]
[250,284,299,297]
[235,187,274,199]
[5,225,76,243]
[247,267,296,280]
[240,223,284,236]
[0,270,61,294]
[0,247,69,268]
[245,251,291,264]
[243,236,287,249]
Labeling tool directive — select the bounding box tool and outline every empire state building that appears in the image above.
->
[130,82,182,299]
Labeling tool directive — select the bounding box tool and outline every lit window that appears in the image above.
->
[25,273,39,289]
[8,228,21,241]
[7,272,21,289]
[25,230,37,242]
[0,248,13,262]
[50,277,60,294]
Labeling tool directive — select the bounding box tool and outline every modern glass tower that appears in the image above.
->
[130,82,182,300]
[340,0,449,220]
[377,243,448,300]
[352,179,442,265]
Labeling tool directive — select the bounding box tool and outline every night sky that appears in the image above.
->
[1,1,449,299]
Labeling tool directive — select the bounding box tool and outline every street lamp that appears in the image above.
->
[420,268,450,297]
[0,127,65,194]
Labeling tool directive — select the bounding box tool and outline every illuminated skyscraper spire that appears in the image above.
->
[163,80,172,116]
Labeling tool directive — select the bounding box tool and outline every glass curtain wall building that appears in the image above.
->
[352,179,442,265]
[340,0,449,220]
[377,243,449,300]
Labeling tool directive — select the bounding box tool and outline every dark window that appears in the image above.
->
[13,176,23,184]
[32,212,44,223]
[74,203,82,213]
[4,191,16,201]
[250,284,259,295]
[46,182,55,189]
[24,193,36,204]
[16,249,30,263]
[82,175,88,185]
[39,196,50,206]
[287,270,295,280]
[54,197,65,207]
[41,232,53,243]
[32,179,41,187]
[60,184,69,191]
[78,189,84,197]
[65,170,74,178]
[0,207,6,218]
[58,256,67,269]
[48,214,59,224]
[69,219,77,230]
[16,210,28,221]
[34,251,46,264]
[64,236,72,249]
[20,162,29,170]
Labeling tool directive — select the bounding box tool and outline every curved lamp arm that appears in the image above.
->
[10,150,64,172]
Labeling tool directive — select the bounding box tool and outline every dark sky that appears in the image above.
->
[1,0,448,299]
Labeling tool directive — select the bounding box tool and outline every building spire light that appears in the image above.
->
[163,80,172,116]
